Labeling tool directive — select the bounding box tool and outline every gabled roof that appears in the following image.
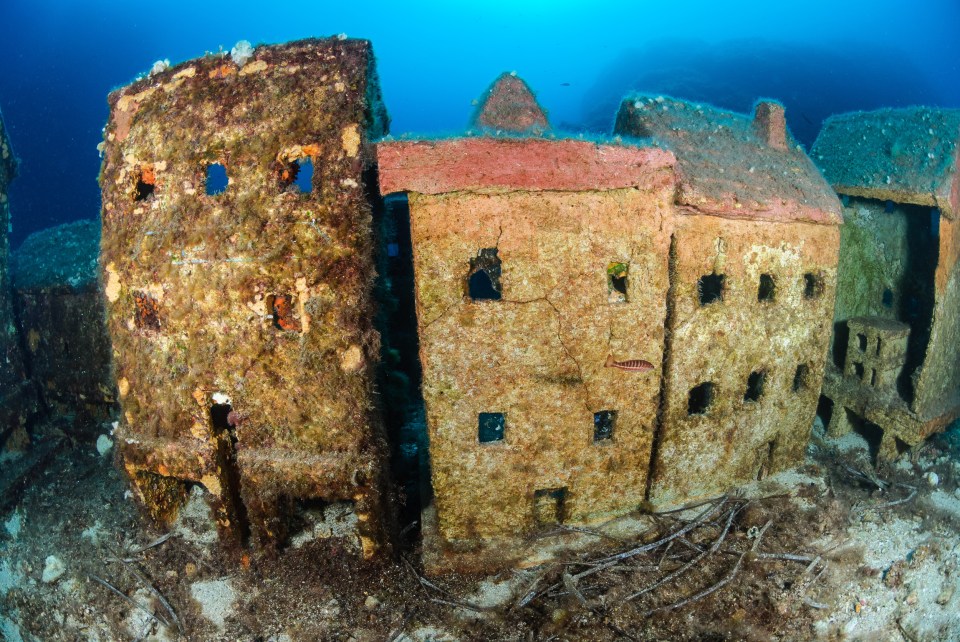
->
[469,73,549,135]
[811,107,960,218]
[615,95,842,225]
[0,107,17,186]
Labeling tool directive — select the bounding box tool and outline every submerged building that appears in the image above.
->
[0,108,38,452]
[812,107,960,459]
[99,38,393,557]
[378,78,842,573]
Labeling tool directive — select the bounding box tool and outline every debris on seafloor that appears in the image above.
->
[377,77,842,574]
[812,107,960,460]
[98,38,394,560]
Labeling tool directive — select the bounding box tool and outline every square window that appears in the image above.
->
[698,273,725,306]
[757,274,775,302]
[793,364,810,392]
[607,262,629,303]
[205,163,229,195]
[478,412,505,443]
[534,487,567,526]
[593,410,616,442]
[688,382,715,415]
[744,370,766,403]
[803,272,825,299]
[468,248,502,301]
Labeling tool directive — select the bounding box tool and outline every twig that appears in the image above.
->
[129,532,177,555]
[641,551,747,617]
[87,573,170,629]
[754,552,816,563]
[874,487,918,509]
[108,548,184,635]
[750,520,773,552]
[622,502,739,604]
[403,557,495,613]
[803,597,828,609]
[386,609,414,642]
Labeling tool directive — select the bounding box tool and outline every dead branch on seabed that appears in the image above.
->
[402,556,497,613]
[87,573,170,629]
[106,545,185,636]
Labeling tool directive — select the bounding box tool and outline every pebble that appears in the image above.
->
[96,434,113,456]
[925,471,940,487]
[42,555,66,583]
[905,592,919,606]
[937,586,954,605]
[364,595,380,610]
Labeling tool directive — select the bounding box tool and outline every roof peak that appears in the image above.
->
[470,72,550,135]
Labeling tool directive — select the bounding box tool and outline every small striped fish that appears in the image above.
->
[605,355,654,371]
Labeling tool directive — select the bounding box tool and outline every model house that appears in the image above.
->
[378,77,842,572]
[812,107,960,459]
[99,38,393,558]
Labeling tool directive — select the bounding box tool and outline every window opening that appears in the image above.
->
[757,274,776,302]
[882,288,894,308]
[698,273,725,306]
[206,163,229,195]
[134,165,156,201]
[607,262,629,303]
[534,487,567,526]
[468,248,502,301]
[593,411,616,442]
[793,364,810,392]
[744,370,766,403]
[688,382,715,415]
[803,272,825,299]
[277,157,314,193]
[478,412,505,443]
[857,333,867,352]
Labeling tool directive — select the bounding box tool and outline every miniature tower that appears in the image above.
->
[99,39,393,558]
[378,75,677,573]
[813,107,960,458]
[0,108,38,451]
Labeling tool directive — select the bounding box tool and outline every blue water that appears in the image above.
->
[1,0,958,246]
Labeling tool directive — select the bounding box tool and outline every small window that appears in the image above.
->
[882,288,894,308]
[134,165,156,201]
[870,369,878,387]
[266,294,301,332]
[857,333,867,352]
[534,487,567,526]
[607,262,629,304]
[793,364,810,392]
[277,157,314,193]
[853,362,865,379]
[744,370,766,403]
[468,248,502,301]
[206,163,229,195]
[209,402,233,434]
[698,273,725,306]
[478,412,505,443]
[688,382,715,415]
[803,272,824,299]
[593,410,616,442]
[757,274,775,302]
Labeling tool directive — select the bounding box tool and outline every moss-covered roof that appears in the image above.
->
[12,219,100,291]
[811,107,960,218]
[615,95,842,225]
[0,106,17,186]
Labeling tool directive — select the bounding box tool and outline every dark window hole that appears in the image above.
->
[688,382,715,415]
[468,248,502,301]
[277,157,314,193]
[793,364,810,392]
[857,333,867,352]
[849,413,884,466]
[854,362,865,379]
[210,403,235,440]
[744,370,766,403]
[882,288,894,308]
[593,410,616,442]
[803,272,825,299]
[758,273,776,302]
[816,394,834,428]
[871,369,878,387]
[134,165,155,201]
[478,412,505,443]
[698,273,725,306]
[607,262,629,303]
[206,163,229,195]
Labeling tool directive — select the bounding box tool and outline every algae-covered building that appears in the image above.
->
[812,107,960,458]
[378,79,842,572]
[99,38,393,557]
[615,97,843,510]
[378,75,677,572]
[0,108,38,452]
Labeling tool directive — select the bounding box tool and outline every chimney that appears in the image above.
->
[753,101,788,150]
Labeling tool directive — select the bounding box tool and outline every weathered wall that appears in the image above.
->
[99,39,392,558]
[12,220,116,432]
[914,215,960,418]
[649,215,839,509]
[410,186,673,567]
[0,112,38,451]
